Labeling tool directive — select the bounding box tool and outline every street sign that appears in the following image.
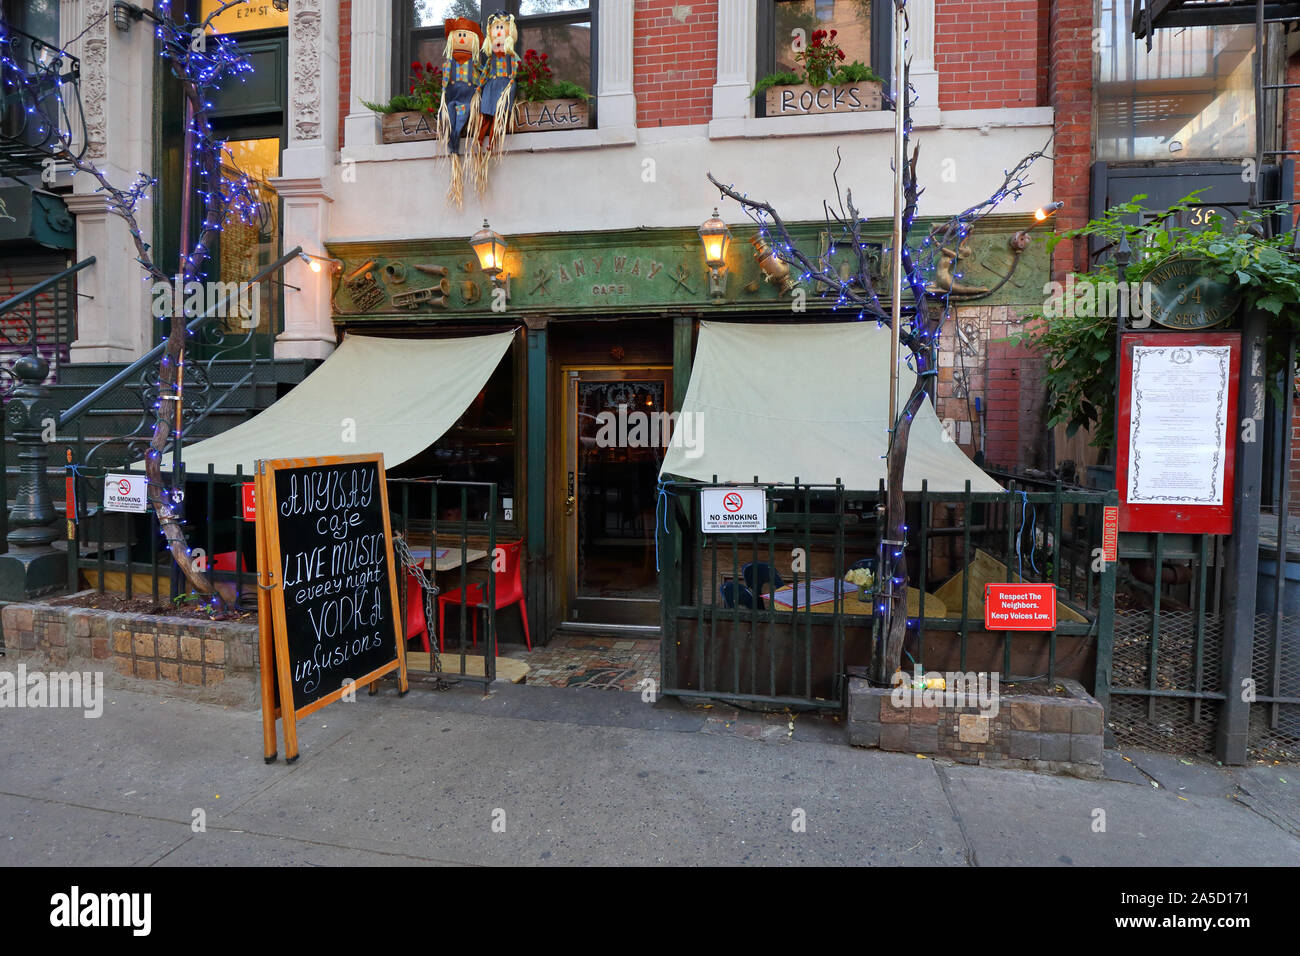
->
[700,487,766,533]
[103,473,148,513]
[984,583,1057,631]
[1145,256,1240,330]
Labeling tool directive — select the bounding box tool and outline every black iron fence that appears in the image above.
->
[62,463,502,688]
[656,478,1119,711]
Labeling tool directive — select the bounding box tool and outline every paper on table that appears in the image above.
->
[772,576,844,610]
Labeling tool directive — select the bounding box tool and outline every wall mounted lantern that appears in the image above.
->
[698,208,732,303]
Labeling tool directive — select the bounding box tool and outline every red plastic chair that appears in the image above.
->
[438,539,530,653]
[405,575,431,652]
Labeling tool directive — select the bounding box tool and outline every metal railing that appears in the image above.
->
[58,245,303,467]
[63,467,506,688]
[388,478,502,689]
[656,478,1119,711]
[0,256,95,399]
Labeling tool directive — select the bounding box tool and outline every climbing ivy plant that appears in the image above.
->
[1014,193,1300,450]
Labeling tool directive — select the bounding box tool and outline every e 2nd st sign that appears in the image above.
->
[701,487,766,533]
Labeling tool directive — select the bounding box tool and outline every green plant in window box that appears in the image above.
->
[367,62,443,143]
[1010,192,1300,452]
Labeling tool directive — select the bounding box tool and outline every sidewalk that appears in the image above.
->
[0,665,1297,866]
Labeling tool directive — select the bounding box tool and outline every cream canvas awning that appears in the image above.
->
[153,331,515,476]
[659,321,1001,493]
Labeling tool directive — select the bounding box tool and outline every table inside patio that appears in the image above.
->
[770,576,947,619]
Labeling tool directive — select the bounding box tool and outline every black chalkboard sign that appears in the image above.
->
[256,454,408,763]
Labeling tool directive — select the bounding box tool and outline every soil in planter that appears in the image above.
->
[50,592,254,624]
[998,679,1069,697]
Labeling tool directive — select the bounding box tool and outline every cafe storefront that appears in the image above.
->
[316,213,1048,646]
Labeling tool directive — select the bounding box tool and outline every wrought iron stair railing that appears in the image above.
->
[58,245,305,467]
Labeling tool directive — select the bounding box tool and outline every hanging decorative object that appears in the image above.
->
[473,12,519,194]
[437,17,483,207]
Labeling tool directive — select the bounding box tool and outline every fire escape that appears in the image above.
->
[1133,0,1300,234]
[0,20,92,393]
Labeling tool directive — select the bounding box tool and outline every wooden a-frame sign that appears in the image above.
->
[256,453,409,763]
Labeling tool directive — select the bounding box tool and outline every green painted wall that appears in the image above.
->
[326,213,1049,323]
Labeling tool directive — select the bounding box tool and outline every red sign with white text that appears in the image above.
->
[241,482,257,522]
[984,583,1057,631]
[1102,506,1118,563]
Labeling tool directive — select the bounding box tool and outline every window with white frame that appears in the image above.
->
[755,0,889,117]
[394,1,595,125]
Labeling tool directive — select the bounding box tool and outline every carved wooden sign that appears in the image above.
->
[513,97,588,132]
[381,110,437,144]
[764,82,882,116]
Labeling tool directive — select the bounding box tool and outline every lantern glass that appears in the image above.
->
[698,209,731,269]
[470,220,508,277]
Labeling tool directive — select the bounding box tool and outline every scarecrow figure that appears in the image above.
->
[473,12,519,193]
[438,17,483,206]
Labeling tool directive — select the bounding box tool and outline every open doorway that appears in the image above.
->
[562,366,671,628]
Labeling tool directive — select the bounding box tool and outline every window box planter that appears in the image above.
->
[377,100,589,143]
[763,81,882,117]
[513,97,589,133]
[380,109,437,144]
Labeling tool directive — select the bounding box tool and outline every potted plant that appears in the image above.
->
[753,29,883,116]
[365,61,442,144]
[512,48,591,132]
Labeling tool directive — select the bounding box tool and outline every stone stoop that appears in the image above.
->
[847,675,1105,779]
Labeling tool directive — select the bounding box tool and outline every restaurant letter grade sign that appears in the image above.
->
[1117,332,1239,535]
[701,487,767,533]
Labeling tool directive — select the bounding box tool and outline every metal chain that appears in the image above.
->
[393,534,450,688]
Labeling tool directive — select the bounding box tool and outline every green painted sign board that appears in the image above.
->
[326,215,1048,321]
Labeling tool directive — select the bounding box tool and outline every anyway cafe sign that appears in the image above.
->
[1145,257,1241,330]
[701,487,767,533]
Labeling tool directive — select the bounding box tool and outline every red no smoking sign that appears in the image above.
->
[722,492,743,512]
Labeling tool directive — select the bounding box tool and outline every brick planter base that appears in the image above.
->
[1,593,259,705]
[847,675,1104,779]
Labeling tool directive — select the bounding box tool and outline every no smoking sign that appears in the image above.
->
[701,487,766,533]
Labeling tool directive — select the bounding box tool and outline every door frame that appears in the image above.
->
[558,363,672,630]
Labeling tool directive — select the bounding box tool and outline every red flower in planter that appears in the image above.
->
[796,25,849,87]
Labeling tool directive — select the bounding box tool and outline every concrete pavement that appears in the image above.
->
[0,666,1297,866]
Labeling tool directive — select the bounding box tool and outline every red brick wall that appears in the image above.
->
[633,0,717,127]
[339,0,352,151]
[985,336,1049,471]
[934,0,1038,111]
[1047,0,1093,281]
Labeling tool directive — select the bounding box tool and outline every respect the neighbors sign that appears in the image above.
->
[700,487,767,533]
